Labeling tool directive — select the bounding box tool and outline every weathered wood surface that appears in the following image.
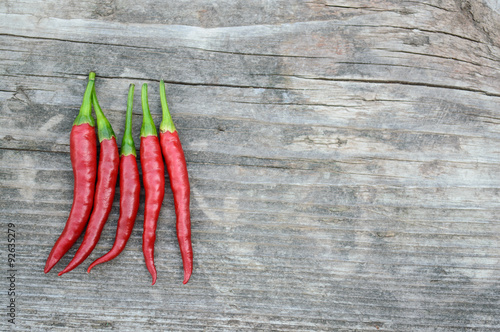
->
[1,0,500,330]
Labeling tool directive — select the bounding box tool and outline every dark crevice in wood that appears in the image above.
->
[2,72,292,90]
[0,146,69,154]
[405,1,457,13]
[230,100,356,108]
[314,4,407,15]
[283,74,500,98]
[319,0,456,13]
[335,61,437,71]
[88,74,295,90]
[184,46,335,59]
[2,73,74,80]
[0,33,166,52]
[349,24,485,44]
[375,47,498,70]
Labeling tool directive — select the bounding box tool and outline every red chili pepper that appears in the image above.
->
[44,72,97,273]
[140,83,165,285]
[88,84,140,272]
[159,80,193,284]
[58,88,120,275]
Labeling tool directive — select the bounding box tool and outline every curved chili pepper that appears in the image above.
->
[88,84,140,272]
[44,72,97,274]
[59,88,120,275]
[140,83,165,285]
[159,80,193,284]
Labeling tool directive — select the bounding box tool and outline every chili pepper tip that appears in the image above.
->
[44,258,56,273]
[57,268,70,276]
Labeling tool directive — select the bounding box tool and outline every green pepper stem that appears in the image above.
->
[140,83,157,137]
[121,84,137,156]
[159,80,176,133]
[91,88,115,142]
[73,72,96,126]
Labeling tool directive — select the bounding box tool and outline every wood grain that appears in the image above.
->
[1,0,500,330]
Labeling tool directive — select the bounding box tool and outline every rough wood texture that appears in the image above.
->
[1,0,500,330]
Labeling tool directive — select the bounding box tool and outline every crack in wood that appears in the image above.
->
[0,33,166,52]
[184,46,335,59]
[286,74,500,97]
[375,47,498,70]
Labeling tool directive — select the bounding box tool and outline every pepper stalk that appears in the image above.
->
[159,80,176,134]
[140,84,158,137]
[73,72,96,127]
[91,89,115,142]
[121,84,137,156]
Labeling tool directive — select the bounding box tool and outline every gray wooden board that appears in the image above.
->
[1,0,500,330]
